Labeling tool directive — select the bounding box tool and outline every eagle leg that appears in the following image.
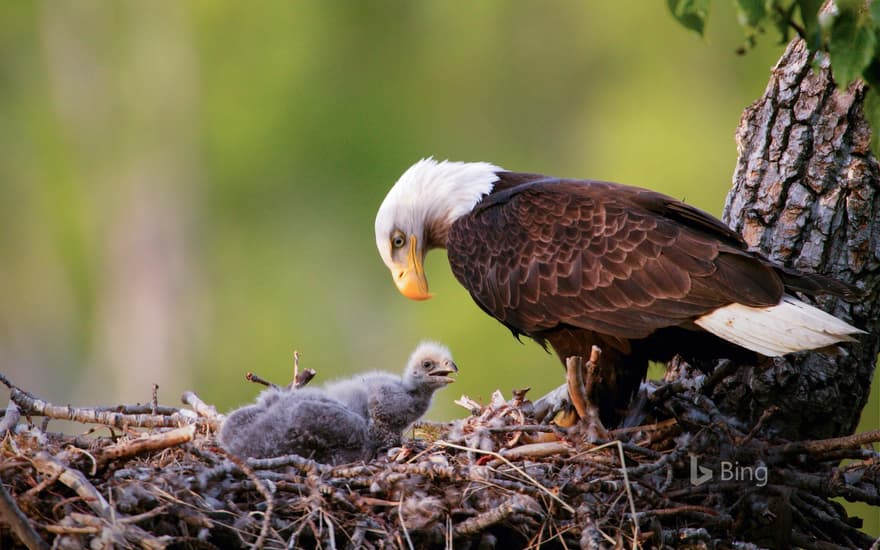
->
[564,349,609,441]
[531,347,609,441]
[531,384,576,426]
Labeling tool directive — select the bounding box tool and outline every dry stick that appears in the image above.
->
[397,495,416,550]
[246,372,278,389]
[488,424,557,434]
[32,452,113,519]
[150,384,159,416]
[500,441,572,461]
[95,424,196,469]
[293,368,317,388]
[39,523,100,535]
[435,440,575,514]
[248,453,329,475]
[637,504,720,518]
[0,481,50,550]
[610,418,677,438]
[0,401,21,433]
[94,404,180,415]
[453,495,536,538]
[771,428,880,456]
[8,386,197,429]
[739,405,779,446]
[180,390,220,421]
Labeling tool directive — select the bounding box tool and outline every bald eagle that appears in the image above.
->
[374,159,864,424]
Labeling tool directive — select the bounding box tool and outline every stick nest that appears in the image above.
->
[0,368,878,550]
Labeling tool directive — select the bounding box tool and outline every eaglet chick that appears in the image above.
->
[220,342,457,463]
[323,341,458,450]
[220,387,369,464]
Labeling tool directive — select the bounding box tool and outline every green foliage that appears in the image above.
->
[825,0,877,88]
[668,0,712,35]
[736,0,767,27]
[668,0,880,157]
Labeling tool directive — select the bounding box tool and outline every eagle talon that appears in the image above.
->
[532,384,576,425]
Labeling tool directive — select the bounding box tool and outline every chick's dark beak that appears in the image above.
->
[428,359,458,383]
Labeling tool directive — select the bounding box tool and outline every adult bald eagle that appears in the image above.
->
[374,159,864,424]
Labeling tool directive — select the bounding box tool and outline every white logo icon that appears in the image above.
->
[690,454,713,486]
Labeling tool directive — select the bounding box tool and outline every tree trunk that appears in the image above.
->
[707,38,880,440]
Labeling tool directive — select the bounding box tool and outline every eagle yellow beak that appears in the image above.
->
[394,235,432,301]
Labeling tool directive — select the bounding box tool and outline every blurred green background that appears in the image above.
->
[0,0,876,533]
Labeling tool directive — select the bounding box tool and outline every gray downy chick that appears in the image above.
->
[220,387,369,464]
[324,342,458,431]
[324,341,458,451]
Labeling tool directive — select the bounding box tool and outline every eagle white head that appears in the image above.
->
[374,158,502,300]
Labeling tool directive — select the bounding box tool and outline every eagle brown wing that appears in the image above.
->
[446,176,784,341]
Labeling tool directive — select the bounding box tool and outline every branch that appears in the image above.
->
[0,482,49,550]
[7,385,200,429]
[94,425,196,469]
[771,429,880,456]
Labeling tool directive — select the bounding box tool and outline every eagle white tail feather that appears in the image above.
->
[694,295,865,357]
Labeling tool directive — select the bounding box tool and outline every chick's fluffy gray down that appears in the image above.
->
[324,342,457,447]
[220,341,456,463]
[220,387,368,464]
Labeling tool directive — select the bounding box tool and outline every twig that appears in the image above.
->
[95,425,196,468]
[397,496,415,550]
[180,391,220,421]
[9,386,199,429]
[700,358,738,396]
[94,404,180,415]
[636,504,719,518]
[499,441,572,461]
[0,401,21,433]
[40,523,100,535]
[771,429,880,456]
[31,452,113,519]
[293,368,317,389]
[0,481,50,550]
[286,350,303,390]
[609,418,677,437]
[739,405,779,446]
[151,384,159,416]
[453,494,540,537]
[246,372,278,389]
[247,453,329,475]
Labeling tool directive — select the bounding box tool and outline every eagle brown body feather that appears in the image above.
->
[445,172,855,424]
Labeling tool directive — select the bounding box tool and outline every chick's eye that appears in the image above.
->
[422,360,433,370]
[391,234,406,249]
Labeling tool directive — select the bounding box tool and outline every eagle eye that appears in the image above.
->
[391,233,406,249]
[421,359,433,370]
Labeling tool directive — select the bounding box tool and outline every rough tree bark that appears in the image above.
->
[699,38,880,440]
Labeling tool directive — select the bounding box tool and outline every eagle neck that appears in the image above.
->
[417,161,502,248]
